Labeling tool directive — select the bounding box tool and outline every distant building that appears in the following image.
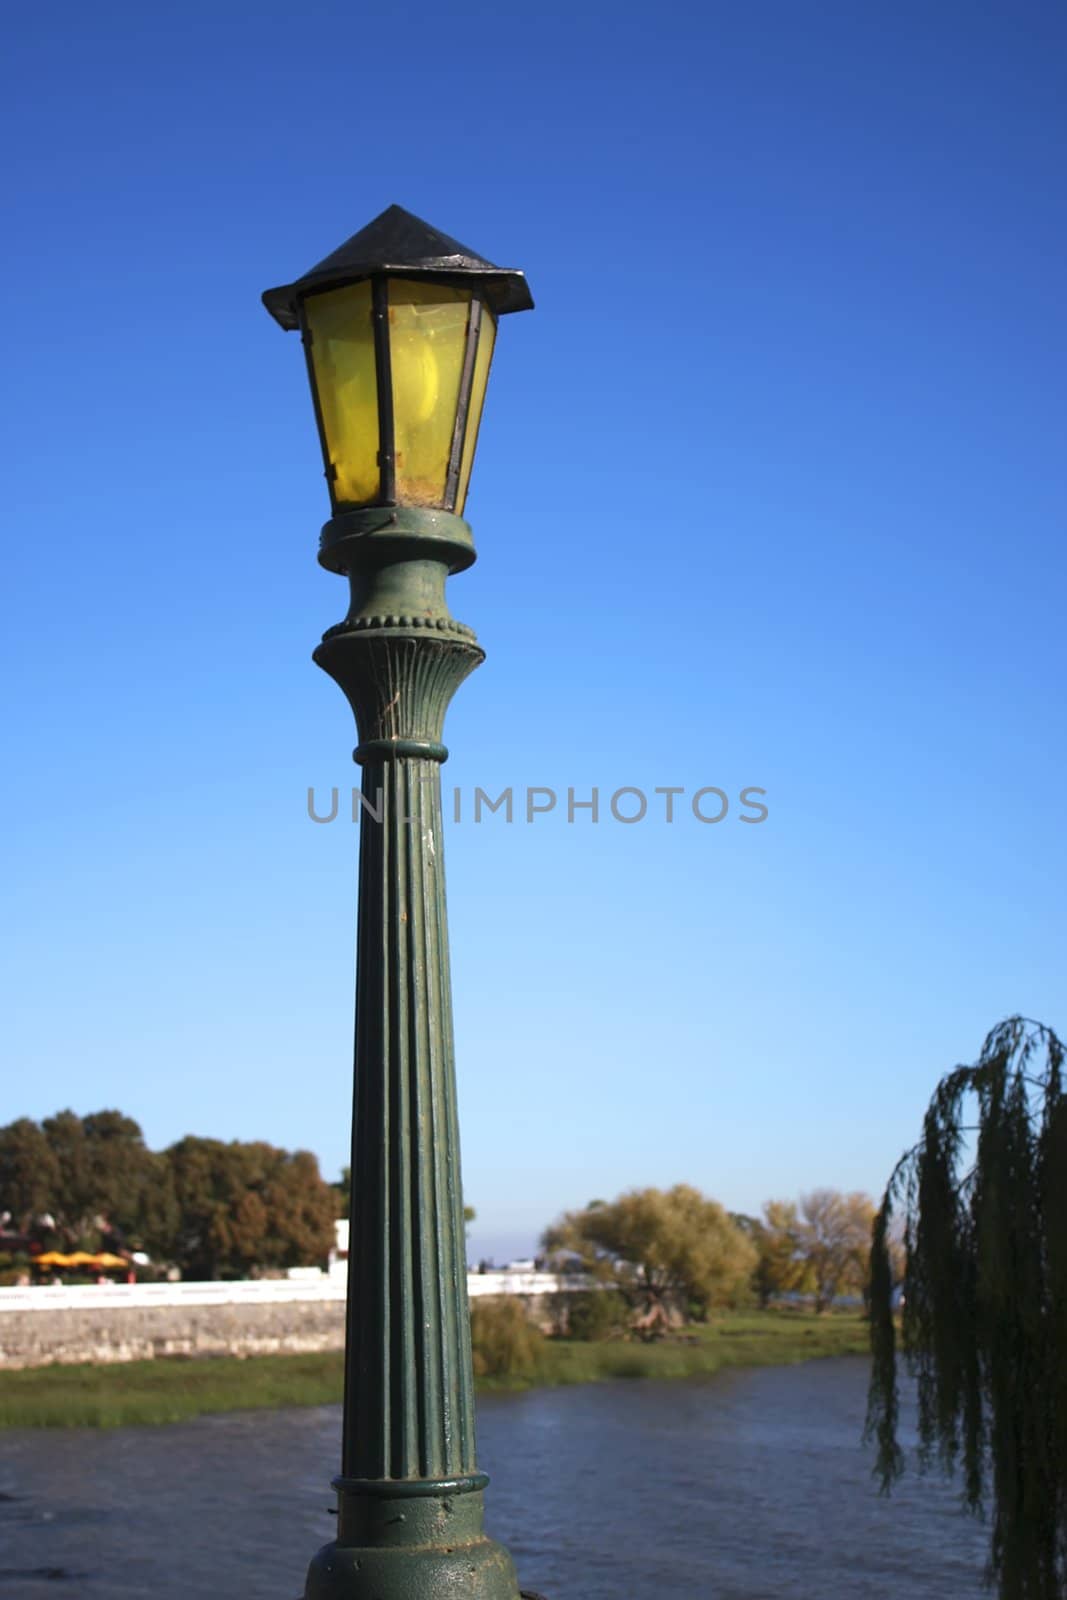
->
[329,1219,349,1280]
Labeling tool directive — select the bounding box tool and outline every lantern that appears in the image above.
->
[262,204,533,515]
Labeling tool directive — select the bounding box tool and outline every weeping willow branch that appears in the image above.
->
[865,1016,1067,1600]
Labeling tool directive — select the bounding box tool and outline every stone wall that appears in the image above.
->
[0,1299,347,1370]
[0,1286,566,1369]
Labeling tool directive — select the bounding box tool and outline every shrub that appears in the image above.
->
[470,1297,544,1378]
[564,1289,630,1341]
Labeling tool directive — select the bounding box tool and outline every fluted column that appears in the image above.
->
[304,549,522,1598]
[346,750,476,1481]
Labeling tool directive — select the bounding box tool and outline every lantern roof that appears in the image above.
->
[263,204,534,330]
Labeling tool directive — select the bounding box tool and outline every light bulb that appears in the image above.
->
[390,329,440,426]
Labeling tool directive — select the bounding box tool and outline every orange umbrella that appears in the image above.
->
[92,1253,129,1268]
[66,1251,98,1266]
[33,1251,72,1267]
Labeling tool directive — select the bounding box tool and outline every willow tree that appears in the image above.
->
[866,1016,1067,1600]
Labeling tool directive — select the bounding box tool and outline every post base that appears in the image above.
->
[305,1537,520,1600]
[304,1480,521,1600]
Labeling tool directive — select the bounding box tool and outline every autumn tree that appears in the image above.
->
[797,1188,875,1312]
[542,1184,757,1326]
[867,1017,1067,1600]
[737,1200,814,1307]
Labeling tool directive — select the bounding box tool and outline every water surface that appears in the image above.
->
[0,1358,988,1598]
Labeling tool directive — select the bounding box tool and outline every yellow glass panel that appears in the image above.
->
[304,281,379,506]
[455,308,496,515]
[389,280,470,507]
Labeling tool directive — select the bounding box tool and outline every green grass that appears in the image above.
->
[0,1311,868,1428]
[0,1351,347,1428]
[483,1309,869,1392]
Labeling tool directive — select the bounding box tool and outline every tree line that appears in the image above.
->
[542,1183,883,1327]
[0,1110,338,1280]
[1,1109,881,1308]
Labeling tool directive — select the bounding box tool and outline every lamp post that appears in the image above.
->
[263,206,534,1600]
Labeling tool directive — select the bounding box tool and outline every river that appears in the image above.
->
[0,1357,988,1598]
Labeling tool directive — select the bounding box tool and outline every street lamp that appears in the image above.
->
[263,206,535,1600]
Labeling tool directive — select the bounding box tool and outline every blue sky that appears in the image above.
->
[2,1,1065,1263]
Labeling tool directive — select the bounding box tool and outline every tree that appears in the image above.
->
[165,1136,336,1279]
[160,1137,234,1278]
[81,1110,176,1255]
[542,1184,757,1326]
[258,1146,339,1269]
[0,1118,61,1230]
[881,1212,908,1301]
[736,1200,814,1307]
[2,1109,337,1277]
[797,1188,875,1313]
[332,1165,351,1220]
[866,1017,1067,1600]
[40,1110,93,1236]
[32,1109,177,1255]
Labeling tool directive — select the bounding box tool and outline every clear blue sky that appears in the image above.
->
[2,1,1064,1263]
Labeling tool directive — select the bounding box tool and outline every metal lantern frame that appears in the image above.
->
[262,204,533,515]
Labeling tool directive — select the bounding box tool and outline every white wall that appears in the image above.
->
[0,1271,585,1313]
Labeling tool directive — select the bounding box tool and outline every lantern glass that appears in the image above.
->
[389,280,471,507]
[303,280,379,506]
[455,307,496,515]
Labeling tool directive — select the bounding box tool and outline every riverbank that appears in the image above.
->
[0,1311,868,1428]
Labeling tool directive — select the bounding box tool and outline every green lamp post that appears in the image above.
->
[263,206,535,1600]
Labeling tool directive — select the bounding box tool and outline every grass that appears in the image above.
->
[0,1311,868,1428]
[0,1350,347,1429]
[483,1309,869,1392]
